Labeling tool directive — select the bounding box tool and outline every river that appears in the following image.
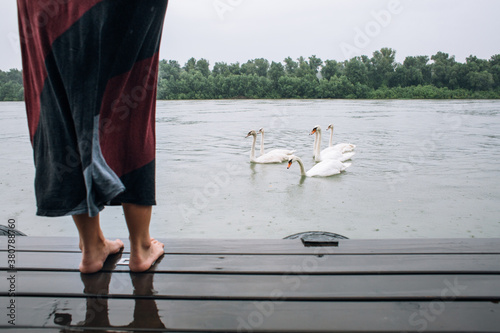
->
[1,99,499,239]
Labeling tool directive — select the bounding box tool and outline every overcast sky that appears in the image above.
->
[1,0,500,71]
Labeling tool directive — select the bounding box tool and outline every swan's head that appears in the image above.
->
[310,125,321,135]
[287,155,299,169]
[257,128,264,134]
[327,124,334,130]
[245,130,257,138]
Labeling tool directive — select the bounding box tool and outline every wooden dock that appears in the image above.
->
[1,236,500,332]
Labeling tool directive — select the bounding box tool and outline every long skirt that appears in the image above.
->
[17,0,168,217]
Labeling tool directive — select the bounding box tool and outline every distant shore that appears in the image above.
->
[2,48,500,101]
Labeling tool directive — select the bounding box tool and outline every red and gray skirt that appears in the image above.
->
[17,0,168,216]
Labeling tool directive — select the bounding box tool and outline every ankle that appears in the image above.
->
[129,233,151,245]
[129,237,152,252]
[81,234,107,253]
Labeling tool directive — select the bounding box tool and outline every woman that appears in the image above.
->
[17,0,168,273]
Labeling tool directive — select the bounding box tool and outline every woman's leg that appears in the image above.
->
[73,213,124,274]
[122,203,164,272]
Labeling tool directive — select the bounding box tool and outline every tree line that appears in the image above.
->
[157,48,500,99]
[1,48,500,101]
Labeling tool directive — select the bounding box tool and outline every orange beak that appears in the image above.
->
[309,128,317,135]
[287,161,293,169]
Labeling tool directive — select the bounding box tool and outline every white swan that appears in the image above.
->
[310,126,355,163]
[327,124,356,153]
[246,130,289,163]
[257,128,295,156]
[287,155,351,177]
[310,125,335,158]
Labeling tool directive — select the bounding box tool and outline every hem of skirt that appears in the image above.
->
[106,199,157,206]
[35,185,126,217]
[36,205,104,217]
[87,185,126,217]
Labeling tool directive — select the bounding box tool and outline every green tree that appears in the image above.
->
[295,56,315,78]
[0,69,23,85]
[240,60,257,76]
[278,76,315,98]
[321,60,342,80]
[159,60,181,81]
[308,55,323,74]
[0,81,24,101]
[344,57,368,85]
[268,61,285,87]
[283,57,298,76]
[254,58,270,77]
[391,55,431,87]
[228,62,241,75]
[465,55,489,72]
[212,62,231,76]
[489,54,500,88]
[448,62,468,89]
[467,71,494,91]
[184,57,196,73]
[317,75,355,98]
[195,58,210,77]
[370,47,396,88]
[460,55,491,90]
[431,52,456,88]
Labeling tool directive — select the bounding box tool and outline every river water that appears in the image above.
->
[1,100,499,239]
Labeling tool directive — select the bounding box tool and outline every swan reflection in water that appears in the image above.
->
[54,254,165,332]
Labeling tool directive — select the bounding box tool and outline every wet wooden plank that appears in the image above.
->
[0,326,63,333]
[1,297,499,332]
[1,236,499,332]
[2,251,499,274]
[1,271,499,301]
[1,236,500,254]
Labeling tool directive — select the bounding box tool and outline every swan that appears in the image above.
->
[246,130,290,163]
[287,155,351,177]
[310,126,355,163]
[327,124,356,153]
[257,128,295,156]
[310,125,335,158]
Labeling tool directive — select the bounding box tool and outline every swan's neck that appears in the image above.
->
[329,128,333,147]
[312,132,317,157]
[250,134,257,161]
[295,157,307,176]
[315,130,322,158]
[260,132,264,155]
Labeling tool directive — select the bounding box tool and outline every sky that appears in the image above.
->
[1,0,500,71]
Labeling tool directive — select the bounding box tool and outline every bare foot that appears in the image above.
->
[129,238,165,272]
[79,238,124,274]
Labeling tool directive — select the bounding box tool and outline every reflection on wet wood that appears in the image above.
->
[0,237,499,332]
